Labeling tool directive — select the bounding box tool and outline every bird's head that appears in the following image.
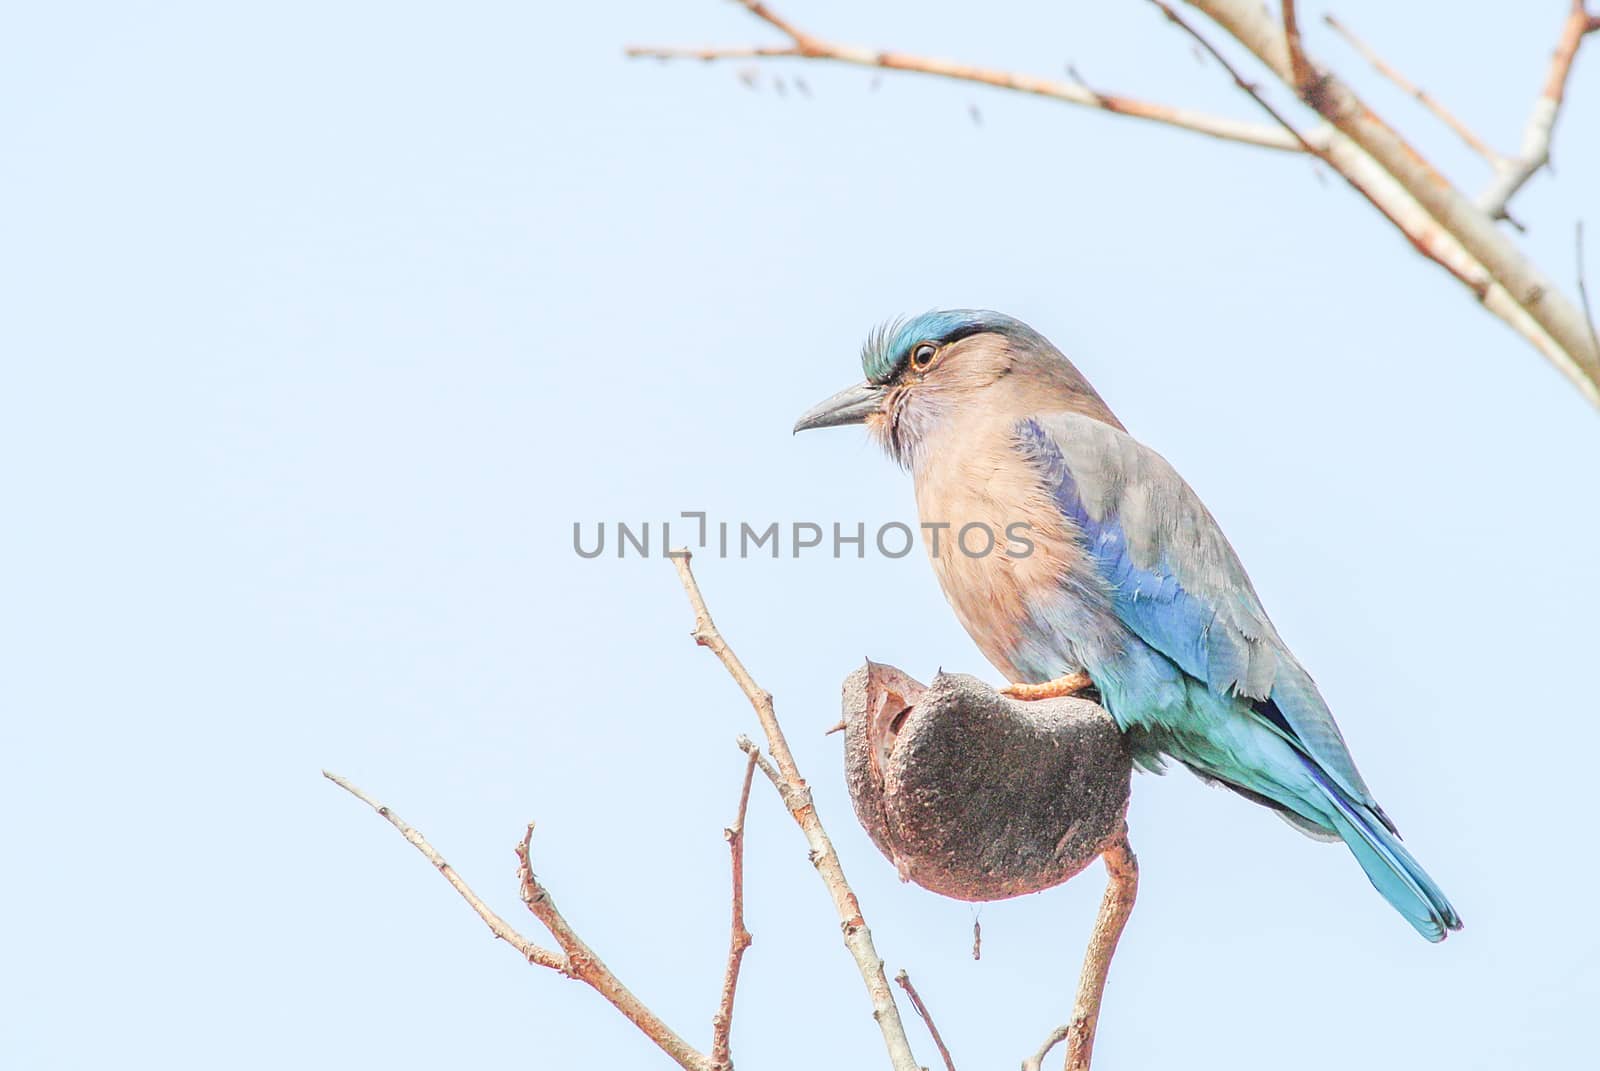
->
[793,309,1118,469]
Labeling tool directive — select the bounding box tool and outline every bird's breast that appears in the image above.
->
[913,431,1102,682]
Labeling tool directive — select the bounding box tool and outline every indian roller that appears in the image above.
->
[794,309,1461,941]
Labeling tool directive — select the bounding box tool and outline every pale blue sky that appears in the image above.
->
[3,2,1597,1068]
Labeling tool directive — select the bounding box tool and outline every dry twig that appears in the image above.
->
[894,970,958,1071]
[513,824,711,1069]
[1280,0,1315,96]
[1322,14,1501,165]
[324,771,713,1071]
[628,0,1600,405]
[1147,2,1492,303]
[1022,1025,1072,1071]
[671,549,921,1071]
[1184,0,1600,401]
[1060,838,1140,1071]
[1477,2,1600,222]
[327,559,1146,1071]
[627,0,1298,151]
[711,748,760,1071]
[1579,222,1600,360]
[321,771,565,969]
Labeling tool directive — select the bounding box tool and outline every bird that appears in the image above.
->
[794,309,1461,942]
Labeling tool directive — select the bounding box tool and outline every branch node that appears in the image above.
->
[895,970,959,1071]
[323,772,708,1068]
[1476,2,1598,220]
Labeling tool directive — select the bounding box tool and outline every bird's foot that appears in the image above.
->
[1001,671,1095,701]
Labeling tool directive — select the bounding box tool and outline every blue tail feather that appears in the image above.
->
[1086,642,1460,940]
[1302,761,1462,942]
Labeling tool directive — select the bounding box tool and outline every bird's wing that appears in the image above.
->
[1015,413,1375,805]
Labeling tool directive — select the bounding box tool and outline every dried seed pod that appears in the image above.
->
[841,662,1131,901]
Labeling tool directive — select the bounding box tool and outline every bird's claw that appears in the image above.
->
[1001,671,1095,701]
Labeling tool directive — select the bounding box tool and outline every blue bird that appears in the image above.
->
[794,309,1461,941]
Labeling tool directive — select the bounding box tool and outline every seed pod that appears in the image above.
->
[840,663,1131,901]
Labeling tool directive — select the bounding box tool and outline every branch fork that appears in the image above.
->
[327,553,1151,1070]
[630,0,1600,404]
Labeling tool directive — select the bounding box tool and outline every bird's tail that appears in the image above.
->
[1108,656,1460,941]
[1301,760,1462,942]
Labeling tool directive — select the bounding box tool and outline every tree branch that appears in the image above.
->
[894,970,958,1071]
[1322,14,1502,166]
[1280,0,1316,95]
[1022,1026,1071,1071]
[711,747,760,1071]
[324,771,713,1071]
[1061,838,1140,1071]
[626,3,1300,151]
[630,1,1600,406]
[670,550,920,1071]
[1477,2,1600,221]
[321,770,566,971]
[1182,0,1600,403]
[1579,222,1600,362]
[513,824,711,1070]
[1148,3,1492,297]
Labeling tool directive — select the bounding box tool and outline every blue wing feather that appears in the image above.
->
[1015,414,1377,809]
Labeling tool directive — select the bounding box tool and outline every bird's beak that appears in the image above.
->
[793,382,884,434]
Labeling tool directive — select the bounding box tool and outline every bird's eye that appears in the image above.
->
[910,342,938,371]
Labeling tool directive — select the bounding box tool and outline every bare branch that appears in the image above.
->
[514,825,712,1071]
[1022,1025,1071,1071]
[736,734,783,791]
[728,0,811,47]
[1322,14,1502,165]
[711,748,760,1071]
[324,771,713,1071]
[1478,3,1600,221]
[1579,222,1600,362]
[1148,3,1494,300]
[1184,0,1600,402]
[1280,0,1315,94]
[1290,133,1587,403]
[1146,4,1317,153]
[670,550,920,1071]
[1061,838,1140,1071]
[632,0,1600,404]
[894,970,958,1071]
[626,4,1300,152]
[322,770,566,970]
[1014,838,1142,1071]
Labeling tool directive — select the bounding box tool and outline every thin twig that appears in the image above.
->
[894,970,958,1071]
[321,770,566,970]
[736,734,783,788]
[1322,14,1502,164]
[1478,2,1600,221]
[626,2,1300,151]
[1022,1026,1071,1071]
[324,771,713,1071]
[1280,0,1315,95]
[514,825,712,1071]
[1148,1,1487,299]
[1579,222,1600,363]
[711,747,761,1071]
[1185,0,1600,399]
[1061,838,1139,1071]
[633,0,1600,403]
[670,550,920,1071]
[1152,2,1315,150]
